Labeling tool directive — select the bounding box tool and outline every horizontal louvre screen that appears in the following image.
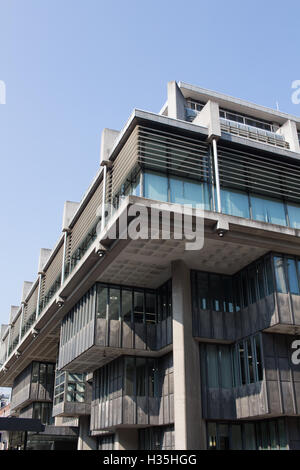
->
[25,287,38,320]
[218,144,300,203]
[44,244,64,293]
[138,126,210,181]
[111,126,139,197]
[70,181,103,253]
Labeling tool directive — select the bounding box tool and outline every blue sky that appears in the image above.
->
[0,0,299,329]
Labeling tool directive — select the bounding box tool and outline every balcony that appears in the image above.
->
[52,370,91,418]
[220,118,289,149]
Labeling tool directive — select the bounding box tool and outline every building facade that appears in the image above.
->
[1,81,300,449]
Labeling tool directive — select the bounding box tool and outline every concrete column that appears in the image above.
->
[114,428,139,450]
[171,260,206,450]
[277,119,300,153]
[167,81,187,120]
[192,100,221,141]
[77,416,97,450]
[100,128,120,163]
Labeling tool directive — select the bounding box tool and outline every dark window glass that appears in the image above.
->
[248,267,257,304]
[108,288,120,320]
[231,425,243,450]
[207,423,217,450]
[122,289,132,323]
[287,258,299,295]
[241,273,249,308]
[207,345,219,388]
[136,358,146,396]
[210,274,222,311]
[219,424,230,450]
[265,257,274,295]
[145,293,156,324]
[197,272,209,310]
[148,359,158,397]
[247,339,255,383]
[223,277,234,312]
[134,291,144,323]
[219,346,233,389]
[257,262,265,300]
[97,286,108,319]
[32,362,39,383]
[125,358,135,395]
[238,343,246,385]
[255,335,263,381]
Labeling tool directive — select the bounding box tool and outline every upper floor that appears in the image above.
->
[2,80,300,386]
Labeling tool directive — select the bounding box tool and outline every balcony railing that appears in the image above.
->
[220,118,289,149]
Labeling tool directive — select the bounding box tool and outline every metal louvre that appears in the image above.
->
[138,125,211,181]
[43,244,64,293]
[24,286,38,320]
[110,126,139,198]
[217,144,300,203]
[70,181,103,254]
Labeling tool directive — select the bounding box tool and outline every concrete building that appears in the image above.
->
[1,81,300,450]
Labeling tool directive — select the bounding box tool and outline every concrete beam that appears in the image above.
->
[277,120,300,153]
[193,100,221,141]
[167,81,187,121]
[62,201,80,232]
[100,128,120,163]
[38,248,52,274]
[172,260,206,450]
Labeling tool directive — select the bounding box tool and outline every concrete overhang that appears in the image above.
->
[179,81,300,128]
[2,196,300,385]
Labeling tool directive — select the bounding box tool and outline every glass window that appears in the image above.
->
[231,425,243,450]
[125,357,135,395]
[287,203,300,229]
[238,343,246,385]
[219,346,233,389]
[287,258,299,295]
[255,335,263,381]
[97,286,108,319]
[265,257,274,295]
[210,274,222,311]
[248,266,257,304]
[108,288,120,320]
[221,188,250,219]
[122,289,132,323]
[218,424,230,450]
[136,358,146,396]
[148,359,158,397]
[278,419,288,450]
[207,423,217,450]
[207,345,219,388]
[241,272,249,308]
[145,293,156,324]
[197,272,209,310]
[247,339,255,383]
[251,195,287,226]
[32,362,39,383]
[244,423,256,450]
[144,172,168,202]
[223,276,234,312]
[274,256,287,293]
[134,291,144,323]
[257,262,266,300]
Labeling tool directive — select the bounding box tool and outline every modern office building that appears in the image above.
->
[1,81,300,450]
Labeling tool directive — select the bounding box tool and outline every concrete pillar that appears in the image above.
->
[77,416,97,450]
[193,100,221,141]
[114,428,139,450]
[167,81,187,120]
[277,119,300,153]
[38,248,52,273]
[171,260,206,450]
[62,201,80,232]
[100,128,120,163]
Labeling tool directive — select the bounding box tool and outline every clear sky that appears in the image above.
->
[0,0,299,328]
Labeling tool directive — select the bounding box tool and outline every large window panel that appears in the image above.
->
[287,258,299,295]
[221,188,250,219]
[287,203,300,229]
[144,172,168,202]
[251,195,287,226]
